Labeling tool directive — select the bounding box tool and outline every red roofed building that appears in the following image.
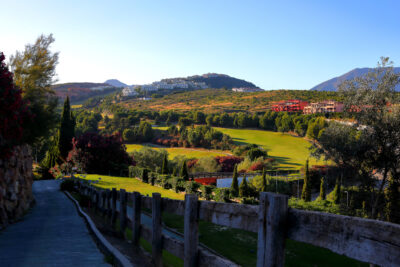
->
[270,99,309,112]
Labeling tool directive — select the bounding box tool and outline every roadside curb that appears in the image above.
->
[64,191,134,267]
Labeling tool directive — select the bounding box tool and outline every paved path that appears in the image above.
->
[0,180,109,267]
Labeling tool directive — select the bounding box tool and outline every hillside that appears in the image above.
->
[52,82,119,104]
[104,79,127,88]
[179,73,258,89]
[311,67,400,91]
[121,88,343,113]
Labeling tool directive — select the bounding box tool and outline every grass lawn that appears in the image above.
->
[77,174,184,200]
[215,128,327,169]
[125,144,229,159]
[71,104,82,109]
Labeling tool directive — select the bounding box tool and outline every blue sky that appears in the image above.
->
[2,0,400,89]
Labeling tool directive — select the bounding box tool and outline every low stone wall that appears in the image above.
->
[0,145,34,229]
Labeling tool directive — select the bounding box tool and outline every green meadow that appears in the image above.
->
[125,144,229,159]
[215,128,326,169]
[77,174,185,200]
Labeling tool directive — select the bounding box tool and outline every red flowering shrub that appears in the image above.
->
[215,156,243,172]
[194,177,217,185]
[187,159,199,169]
[0,52,30,158]
[68,132,133,175]
[249,161,265,171]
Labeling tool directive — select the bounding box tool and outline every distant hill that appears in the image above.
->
[311,67,400,91]
[178,73,258,89]
[52,82,119,104]
[105,79,127,88]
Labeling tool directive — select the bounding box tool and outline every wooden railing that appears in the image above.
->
[71,178,400,267]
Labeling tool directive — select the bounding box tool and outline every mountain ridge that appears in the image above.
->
[311,67,400,91]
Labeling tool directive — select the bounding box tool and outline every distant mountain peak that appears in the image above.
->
[310,67,400,91]
[104,79,127,88]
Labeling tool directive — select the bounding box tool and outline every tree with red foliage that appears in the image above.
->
[249,161,265,171]
[68,132,133,175]
[0,52,30,158]
[215,156,243,172]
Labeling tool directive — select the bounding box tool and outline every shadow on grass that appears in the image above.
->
[270,156,303,169]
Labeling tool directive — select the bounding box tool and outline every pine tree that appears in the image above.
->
[58,96,75,159]
[230,164,239,197]
[261,168,267,192]
[319,177,326,200]
[161,154,169,174]
[180,161,189,181]
[332,177,341,204]
[385,174,399,223]
[239,176,249,197]
[301,160,311,202]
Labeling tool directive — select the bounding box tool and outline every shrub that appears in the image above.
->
[185,181,201,194]
[240,197,259,205]
[319,177,326,200]
[180,161,189,181]
[332,177,341,204]
[247,147,267,161]
[201,185,214,200]
[0,52,30,159]
[239,176,249,197]
[192,156,221,173]
[171,177,186,192]
[214,188,230,203]
[131,147,168,172]
[215,156,243,172]
[68,132,132,175]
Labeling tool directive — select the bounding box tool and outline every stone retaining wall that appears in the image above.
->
[0,145,34,229]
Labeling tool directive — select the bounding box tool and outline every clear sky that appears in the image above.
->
[2,0,400,89]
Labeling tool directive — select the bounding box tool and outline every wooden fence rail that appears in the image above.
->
[72,178,400,267]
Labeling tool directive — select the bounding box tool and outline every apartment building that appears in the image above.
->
[303,100,344,114]
[270,99,309,112]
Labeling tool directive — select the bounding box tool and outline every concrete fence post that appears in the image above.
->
[105,189,111,218]
[184,194,199,267]
[111,188,117,228]
[257,192,288,267]
[101,191,106,216]
[152,193,162,267]
[119,189,127,237]
[132,191,141,247]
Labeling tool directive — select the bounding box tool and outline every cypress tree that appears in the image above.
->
[301,160,311,202]
[230,164,239,197]
[58,96,75,159]
[332,177,341,204]
[385,174,399,223]
[161,154,169,174]
[180,161,189,181]
[261,168,267,192]
[319,177,326,200]
[239,175,249,197]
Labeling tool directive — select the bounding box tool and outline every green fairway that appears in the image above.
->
[77,174,185,200]
[215,128,326,169]
[125,144,229,159]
